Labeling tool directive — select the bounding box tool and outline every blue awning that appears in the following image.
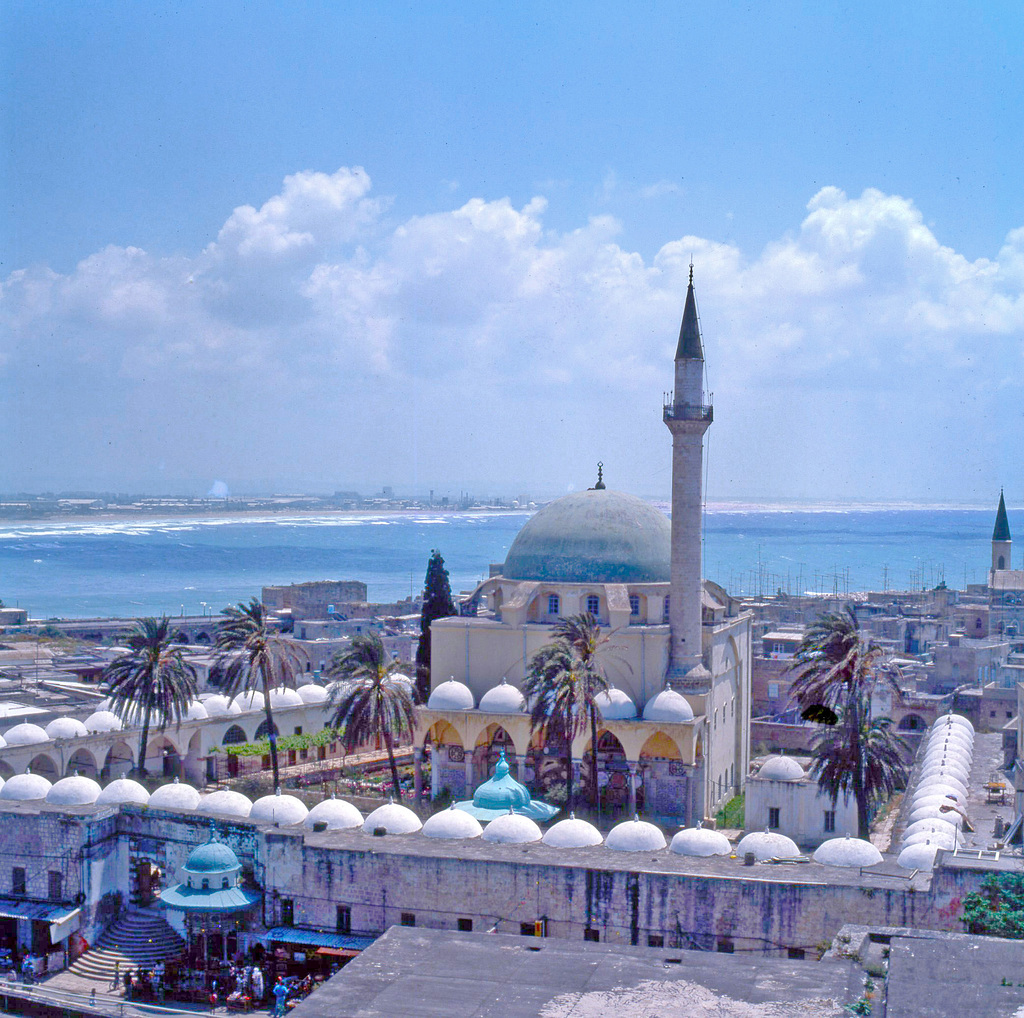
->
[0,897,78,924]
[263,928,375,951]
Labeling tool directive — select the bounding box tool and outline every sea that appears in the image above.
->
[0,504,1019,621]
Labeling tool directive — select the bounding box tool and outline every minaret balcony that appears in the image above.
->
[663,398,713,423]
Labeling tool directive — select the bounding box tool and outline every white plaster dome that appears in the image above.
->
[736,830,801,861]
[481,812,542,844]
[922,746,972,767]
[909,803,962,826]
[427,679,475,711]
[304,796,363,831]
[757,756,805,782]
[642,688,694,724]
[46,774,101,806]
[250,789,309,825]
[202,695,242,717]
[897,840,939,869]
[362,801,423,835]
[904,817,961,841]
[912,786,962,808]
[422,806,484,840]
[670,823,731,857]
[268,687,303,709]
[181,700,209,721]
[542,814,603,848]
[3,723,49,746]
[904,828,960,850]
[478,679,526,714]
[503,488,671,584]
[917,774,967,795]
[96,777,150,806]
[0,771,52,801]
[45,717,89,740]
[919,762,970,785]
[932,714,974,733]
[197,789,253,817]
[595,686,637,721]
[606,817,667,852]
[85,710,123,733]
[812,836,883,868]
[232,690,265,713]
[148,778,202,811]
[297,684,328,705]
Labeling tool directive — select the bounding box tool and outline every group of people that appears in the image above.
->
[118,960,164,1001]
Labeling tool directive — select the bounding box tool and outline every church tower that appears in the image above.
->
[992,490,1011,572]
[664,266,712,682]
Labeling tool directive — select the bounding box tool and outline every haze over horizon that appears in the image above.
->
[3,3,1022,505]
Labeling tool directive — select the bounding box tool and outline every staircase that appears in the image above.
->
[69,909,184,983]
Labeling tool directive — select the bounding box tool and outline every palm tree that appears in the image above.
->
[523,613,611,810]
[215,597,300,790]
[809,694,909,838]
[104,617,198,780]
[327,632,416,799]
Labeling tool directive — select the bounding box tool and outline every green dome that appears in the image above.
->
[185,840,240,874]
[504,488,670,584]
[473,752,531,811]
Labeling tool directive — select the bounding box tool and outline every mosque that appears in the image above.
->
[416,270,753,825]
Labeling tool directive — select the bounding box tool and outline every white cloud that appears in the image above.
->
[1,172,1022,499]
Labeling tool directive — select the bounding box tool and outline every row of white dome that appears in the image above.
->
[0,686,333,747]
[428,679,696,724]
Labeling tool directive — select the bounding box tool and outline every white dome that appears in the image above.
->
[595,686,637,721]
[363,802,422,835]
[46,774,101,806]
[85,711,123,733]
[3,723,49,746]
[919,762,971,784]
[812,836,883,867]
[903,818,960,842]
[203,695,241,717]
[297,684,328,705]
[148,778,202,811]
[757,756,806,782]
[96,778,150,806]
[932,714,974,733]
[0,772,52,801]
[250,790,309,825]
[304,796,363,831]
[427,679,475,711]
[909,794,960,815]
[268,688,304,709]
[642,688,694,724]
[478,680,526,714]
[181,700,209,721]
[922,747,972,768]
[197,789,253,817]
[542,814,603,848]
[904,828,960,850]
[670,823,731,857]
[0,734,6,749]
[481,812,542,844]
[232,691,265,713]
[606,817,667,852]
[929,726,973,745]
[897,841,939,869]
[45,717,89,740]
[736,831,801,861]
[909,803,963,826]
[916,775,967,796]
[422,806,484,840]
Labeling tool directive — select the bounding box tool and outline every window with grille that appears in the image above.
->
[629,594,640,616]
[768,807,780,830]
[586,595,600,616]
[12,868,25,896]
[337,906,351,934]
[547,594,559,615]
[663,596,670,622]
[48,871,62,900]
[823,810,836,833]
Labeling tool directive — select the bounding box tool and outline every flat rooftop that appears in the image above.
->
[288,926,863,1018]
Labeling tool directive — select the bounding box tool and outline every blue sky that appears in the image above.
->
[2,2,1023,503]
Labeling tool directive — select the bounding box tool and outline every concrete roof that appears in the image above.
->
[289,926,862,1018]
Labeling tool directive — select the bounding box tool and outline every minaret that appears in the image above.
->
[664,265,712,682]
[992,490,1011,572]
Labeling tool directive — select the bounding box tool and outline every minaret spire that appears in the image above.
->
[675,262,704,361]
[992,489,1011,572]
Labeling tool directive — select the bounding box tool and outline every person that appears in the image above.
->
[123,968,133,999]
[272,977,288,1016]
[110,960,120,992]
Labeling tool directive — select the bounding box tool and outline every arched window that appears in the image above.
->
[586,595,600,616]
[998,555,1006,569]
[255,719,280,740]
[547,594,559,616]
[223,725,247,745]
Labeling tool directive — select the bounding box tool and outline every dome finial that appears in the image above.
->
[689,260,694,286]
[593,462,606,490]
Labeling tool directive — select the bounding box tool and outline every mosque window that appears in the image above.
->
[48,872,62,900]
[587,595,600,616]
[12,868,25,896]
[768,808,780,830]
[629,594,640,616]
[458,918,473,932]
[202,879,209,890]
[337,906,352,934]
[401,912,416,927]
[823,810,836,833]
[547,594,560,615]
[281,899,294,926]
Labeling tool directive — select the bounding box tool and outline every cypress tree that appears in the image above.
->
[415,549,457,702]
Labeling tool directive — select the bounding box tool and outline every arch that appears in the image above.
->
[897,713,927,732]
[639,730,683,761]
[254,719,280,740]
[172,630,189,644]
[102,741,135,780]
[28,753,58,781]
[222,724,248,746]
[195,631,212,645]
[472,723,517,779]
[66,748,98,778]
[580,728,629,807]
[147,734,182,778]
[0,760,14,780]
[639,730,687,820]
[998,555,1006,570]
[584,592,602,619]
[426,719,463,748]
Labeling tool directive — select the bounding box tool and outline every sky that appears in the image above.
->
[2,2,1023,504]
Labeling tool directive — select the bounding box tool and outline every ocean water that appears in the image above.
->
[0,505,1018,620]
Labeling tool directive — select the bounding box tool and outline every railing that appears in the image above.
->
[0,977,200,1017]
[662,400,713,423]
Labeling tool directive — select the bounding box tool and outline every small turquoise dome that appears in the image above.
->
[503,489,670,583]
[473,752,531,811]
[185,841,240,874]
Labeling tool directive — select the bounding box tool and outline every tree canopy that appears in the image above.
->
[415,549,457,702]
[962,872,1024,939]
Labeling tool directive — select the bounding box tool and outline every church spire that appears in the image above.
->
[993,489,1011,542]
[675,263,704,361]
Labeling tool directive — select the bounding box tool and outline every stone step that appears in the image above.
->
[69,911,184,983]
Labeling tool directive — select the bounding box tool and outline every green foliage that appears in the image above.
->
[415,549,457,701]
[222,727,342,757]
[962,872,1024,939]
[715,794,745,829]
[844,998,872,1015]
